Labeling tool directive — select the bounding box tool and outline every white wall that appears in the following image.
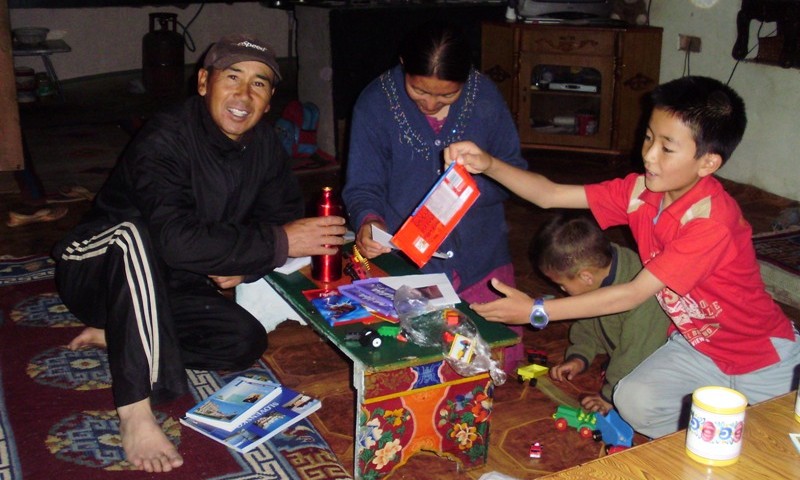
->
[10,2,290,81]
[650,1,799,201]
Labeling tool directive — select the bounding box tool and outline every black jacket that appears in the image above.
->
[66,95,304,286]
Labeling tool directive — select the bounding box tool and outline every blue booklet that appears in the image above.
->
[184,376,282,432]
[180,385,322,453]
[303,288,373,326]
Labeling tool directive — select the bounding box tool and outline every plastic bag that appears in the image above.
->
[440,310,507,385]
[394,285,443,347]
[393,285,507,385]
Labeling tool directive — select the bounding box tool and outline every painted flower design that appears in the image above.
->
[451,422,478,450]
[358,417,383,450]
[371,439,402,469]
[470,391,492,423]
[383,408,405,427]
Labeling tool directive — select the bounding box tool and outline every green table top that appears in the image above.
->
[265,250,519,373]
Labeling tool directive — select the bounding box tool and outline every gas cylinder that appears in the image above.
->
[311,187,343,282]
[142,13,184,98]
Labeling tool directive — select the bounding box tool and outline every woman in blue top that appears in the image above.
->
[342,20,527,371]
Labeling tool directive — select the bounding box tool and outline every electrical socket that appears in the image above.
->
[678,34,702,53]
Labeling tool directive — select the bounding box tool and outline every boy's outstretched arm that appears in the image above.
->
[444,141,588,209]
[473,270,665,325]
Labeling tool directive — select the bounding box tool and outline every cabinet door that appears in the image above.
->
[517,53,614,150]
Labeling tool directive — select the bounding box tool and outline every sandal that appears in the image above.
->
[46,185,95,203]
[6,205,69,227]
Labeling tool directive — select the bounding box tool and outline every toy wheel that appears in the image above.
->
[592,431,603,442]
[579,427,593,439]
[359,329,381,349]
[517,376,525,385]
[555,418,568,431]
[529,378,538,387]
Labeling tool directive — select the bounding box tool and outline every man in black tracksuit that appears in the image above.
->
[51,34,346,473]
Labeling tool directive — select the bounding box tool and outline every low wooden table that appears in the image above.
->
[540,391,800,479]
[265,251,518,479]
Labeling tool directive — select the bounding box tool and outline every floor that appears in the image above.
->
[3,69,799,479]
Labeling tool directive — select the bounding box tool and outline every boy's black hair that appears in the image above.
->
[399,20,472,83]
[529,213,612,278]
[650,76,747,165]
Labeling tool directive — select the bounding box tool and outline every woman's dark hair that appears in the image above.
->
[399,20,472,83]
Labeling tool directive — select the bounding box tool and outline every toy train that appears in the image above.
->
[552,405,634,451]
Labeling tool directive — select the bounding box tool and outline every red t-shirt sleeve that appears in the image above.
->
[585,174,641,230]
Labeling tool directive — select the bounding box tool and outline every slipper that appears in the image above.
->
[46,185,95,203]
[6,205,69,227]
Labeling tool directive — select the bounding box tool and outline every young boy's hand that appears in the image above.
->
[580,394,613,415]
[549,357,586,382]
[469,278,533,325]
[444,141,494,174]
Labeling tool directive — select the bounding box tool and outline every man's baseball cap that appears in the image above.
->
[203,34,282,83]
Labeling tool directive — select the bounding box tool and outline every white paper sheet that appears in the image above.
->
[235,278,306,333]
[378,273,460,308]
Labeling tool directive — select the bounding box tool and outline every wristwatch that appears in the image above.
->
[529,298,549,329]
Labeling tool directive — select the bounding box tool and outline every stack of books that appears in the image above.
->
[180,375,321,453]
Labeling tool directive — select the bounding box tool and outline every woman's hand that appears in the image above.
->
[356,221,393,259]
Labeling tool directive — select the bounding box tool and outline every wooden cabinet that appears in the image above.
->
[482,21,662,155]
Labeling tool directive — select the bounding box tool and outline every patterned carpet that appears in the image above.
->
[0,255,352,480]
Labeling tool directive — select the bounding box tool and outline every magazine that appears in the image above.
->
[184,376,282,432]
[180,385,322,453]
[303,288,374,326]
[337,279,397,317]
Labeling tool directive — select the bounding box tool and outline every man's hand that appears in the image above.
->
[443,141,494,174]
[549,357,586,383]
[356,221,392,259]
[284,215,347,258]
[209,275,245,290]
[580,393,613,415]
[470,278,534,325]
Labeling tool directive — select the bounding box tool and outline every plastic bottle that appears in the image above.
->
[311,186,342,282]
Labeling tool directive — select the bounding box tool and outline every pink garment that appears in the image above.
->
[453,263,525,373]
[426,115,446,135]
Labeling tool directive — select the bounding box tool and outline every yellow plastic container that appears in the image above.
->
[685,386,747,466]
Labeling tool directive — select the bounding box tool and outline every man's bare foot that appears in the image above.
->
[67,327,107,350]
[118,399,183,472]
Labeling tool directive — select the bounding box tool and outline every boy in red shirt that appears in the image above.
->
[444,76,800,438]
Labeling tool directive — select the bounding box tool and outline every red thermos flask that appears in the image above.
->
[311,186,342,282]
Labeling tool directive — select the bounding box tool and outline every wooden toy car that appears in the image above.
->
[525,347,548,366]
[553,405,634,449]
[529,441,542,458]
[516,363,549,387]
[593,409,634,448]
[553,405,597,439]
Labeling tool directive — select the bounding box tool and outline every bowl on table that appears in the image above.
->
[13,27,49,46]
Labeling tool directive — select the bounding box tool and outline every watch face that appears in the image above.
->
[530,310,548,328]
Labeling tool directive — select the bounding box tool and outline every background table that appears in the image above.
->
[266,251,518,479]
[540,391,800,479]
